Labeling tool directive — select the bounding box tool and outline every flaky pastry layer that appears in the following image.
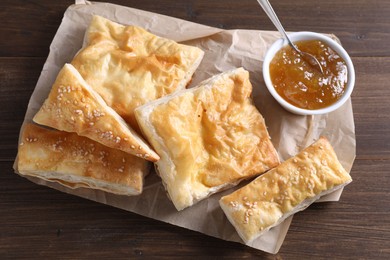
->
[17,123,150,195]
[219,137,352,243]
[72,15,204,133]
[135,67,280,210]
[33,63,159,161]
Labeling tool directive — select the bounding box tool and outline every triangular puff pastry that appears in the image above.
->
[135,68,280,211]
[33,64,159,161]
[72,15,205,133]
[219,137,352,243]
[17,123,150,196]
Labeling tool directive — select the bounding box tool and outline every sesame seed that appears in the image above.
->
[81,97,86,103]
[293,158,298,163]
[138,146,141,150]
[131,145,135,149]
[74,110,82,115]
[144,154,150,158]
[89,122,94,126]
[263,191,267,196]
[229,201,238,207]
[19,142,24,146]
[243,196,248,201]
[319,146,323,150]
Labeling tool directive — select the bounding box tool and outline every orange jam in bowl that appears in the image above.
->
[270,40,347,110]
[262,32,355,115]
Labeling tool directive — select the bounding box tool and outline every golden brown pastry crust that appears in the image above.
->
[219,137,352,243]
[72,15,204,133]
[33,64,159,162]
[135,67,280,211]
[17,123,150,195]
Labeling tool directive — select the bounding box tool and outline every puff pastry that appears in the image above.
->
[135,67,280,211]
[72,15,205,133]
[219,137,352,243]
[33,64,159,162]
[17,123,150,195]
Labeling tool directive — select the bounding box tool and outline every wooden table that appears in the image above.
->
[1,0,389,258]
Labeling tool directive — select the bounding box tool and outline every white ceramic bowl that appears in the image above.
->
[262,31,355,115]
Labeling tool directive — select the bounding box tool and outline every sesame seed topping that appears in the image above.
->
[144,154,150,158]
[243,196,248,201]
[293,158,298,163]
[19,142,24,146]
[263,191,267,196]
[319,146,323,150]
[138,146,141,150]
[229,201,238,207]
[89,122,94,126]
[81,97,86,103]
[74,109,83,115]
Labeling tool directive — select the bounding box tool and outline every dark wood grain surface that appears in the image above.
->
[1,0,389,259]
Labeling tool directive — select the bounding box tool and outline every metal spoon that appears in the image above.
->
[257,0,324,74]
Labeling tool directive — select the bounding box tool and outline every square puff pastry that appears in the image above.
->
[17,123,150,196]
[219,137,352,244]
[135,67,280,211]
[33,63,159,162]
[71,15,205,133]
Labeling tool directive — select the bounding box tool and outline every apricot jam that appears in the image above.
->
[269,40,347,110]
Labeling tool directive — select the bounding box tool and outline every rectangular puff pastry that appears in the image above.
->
[33,63,159,162]
[135,67,280,211]
[71,15,205,134]
[17,123,150,196]
[219,137,352,244]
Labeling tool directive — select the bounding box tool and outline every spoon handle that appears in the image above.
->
[256,0,293,47]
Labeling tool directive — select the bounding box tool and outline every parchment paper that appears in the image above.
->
[13,0,356,254]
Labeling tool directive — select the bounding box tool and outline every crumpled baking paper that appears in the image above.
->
[13,0,356,254]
